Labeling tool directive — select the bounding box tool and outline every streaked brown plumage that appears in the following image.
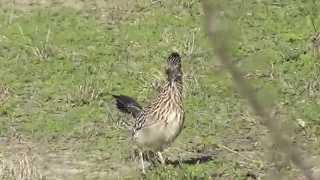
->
[113,52,184,173]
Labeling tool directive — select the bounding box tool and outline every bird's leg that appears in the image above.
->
[139,151,145,174]
[157,152,165,164]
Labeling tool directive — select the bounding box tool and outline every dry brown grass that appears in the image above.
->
[66,80,103,106]
[0,84,10,104]
[0,152,45,180]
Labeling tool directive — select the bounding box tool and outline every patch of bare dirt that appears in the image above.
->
[0,0,148,26]
[0,134,140,180]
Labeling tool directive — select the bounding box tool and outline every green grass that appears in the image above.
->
[0,0,320,179]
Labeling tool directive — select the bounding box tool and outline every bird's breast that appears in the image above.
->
[163,109,184,142]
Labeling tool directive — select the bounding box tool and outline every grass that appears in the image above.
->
[0,0,320,179]
[0,151,44,180]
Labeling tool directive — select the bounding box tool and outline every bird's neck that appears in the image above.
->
[165,80,183,106]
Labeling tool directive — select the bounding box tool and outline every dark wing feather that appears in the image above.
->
[112,95,142,118]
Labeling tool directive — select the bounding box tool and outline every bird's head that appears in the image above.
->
[167,52,181,70]
[166,52,182,82]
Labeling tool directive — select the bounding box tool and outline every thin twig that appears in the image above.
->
[201,1,315,179]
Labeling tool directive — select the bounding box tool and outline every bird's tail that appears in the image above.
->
[112,95,142,118]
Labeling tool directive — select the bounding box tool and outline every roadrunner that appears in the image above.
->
[113,52,184,173]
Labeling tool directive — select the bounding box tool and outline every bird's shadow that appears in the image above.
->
[165,153,216,167]
[128,150,216,167]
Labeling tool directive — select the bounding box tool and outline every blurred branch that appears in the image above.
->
[200,1,315,179]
